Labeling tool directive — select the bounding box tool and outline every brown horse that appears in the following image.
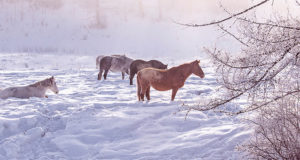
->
[129,59,167,85]
[136,60,204,101]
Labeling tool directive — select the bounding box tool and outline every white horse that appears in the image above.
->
[0,76,59,99]
[98,55,134,80]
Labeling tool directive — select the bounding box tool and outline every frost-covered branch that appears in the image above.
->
[187,17,300,114]
[217,24,249,47]
[238,18,300,31]
[182,1,300,158]
[239,97,300,159]
[174,0,270,27]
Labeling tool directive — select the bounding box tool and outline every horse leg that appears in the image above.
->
[98,69,104,80]
[129,73,135,85]
[146,87,150,100]
[104,69,109,80]
[140,82,150,101]
[137,78,141,101]
[140,93,145,101]
[140,83,146,101]
[96,59,99,69]
[171,88,179,101]
[122,72,125,80]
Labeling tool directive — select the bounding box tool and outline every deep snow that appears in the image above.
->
[0,54,251,159]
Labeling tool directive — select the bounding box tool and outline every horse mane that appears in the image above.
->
[160,61,191,72]
[112,54,127,58]
[112,54,122,57]
[143,61,193,73]
[148,60,159,63]
[29,78,51,87]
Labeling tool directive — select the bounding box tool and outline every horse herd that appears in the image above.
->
[0,55,205,101]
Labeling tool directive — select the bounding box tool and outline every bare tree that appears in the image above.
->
[181,0,300,115]
[239,97,300,159]
[199,18,300,114]
[179,0,300,158]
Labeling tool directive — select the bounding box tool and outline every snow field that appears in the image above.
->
[0,54,251,159]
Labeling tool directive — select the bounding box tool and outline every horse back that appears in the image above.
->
[149,60,167,69]
[139,66,189,90]
[110,57,127,71]
[131,60,146,67]
[138,68,173,90]
[130,60,146,74]
[0,87,18,99]
[131,59,165,74]
[138,68,164,80]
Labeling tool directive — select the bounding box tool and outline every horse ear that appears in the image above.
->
[196,60,200,64]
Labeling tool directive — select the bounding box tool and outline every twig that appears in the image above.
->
[173,0,270,27]
[238,18,300,30]
[296,0,300,6]
[217,24,249,47]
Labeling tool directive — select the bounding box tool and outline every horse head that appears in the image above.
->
[163,64,168,69]
[48,76,59,94]
[192,60,205,78]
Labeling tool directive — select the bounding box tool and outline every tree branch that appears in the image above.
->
[231,89,300,115]
[192,43,299,113]
[174,0,270,27]
[238,18,300,30]
[217,24,249,47]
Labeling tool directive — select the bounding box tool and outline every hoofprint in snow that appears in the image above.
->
[0,54,251,159]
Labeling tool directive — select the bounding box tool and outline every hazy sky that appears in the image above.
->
[0,0,299,57]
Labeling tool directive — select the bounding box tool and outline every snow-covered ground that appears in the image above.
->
[0,53,251,159]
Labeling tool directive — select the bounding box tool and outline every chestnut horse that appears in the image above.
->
[137,60,204,101]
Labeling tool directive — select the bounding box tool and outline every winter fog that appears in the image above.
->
[0,0,255,57]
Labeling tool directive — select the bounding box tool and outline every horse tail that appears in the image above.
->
[96,58,99,69]
[137,73,141,101]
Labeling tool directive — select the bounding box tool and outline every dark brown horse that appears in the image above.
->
[136,60,204,101]
[129,59,167,85]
